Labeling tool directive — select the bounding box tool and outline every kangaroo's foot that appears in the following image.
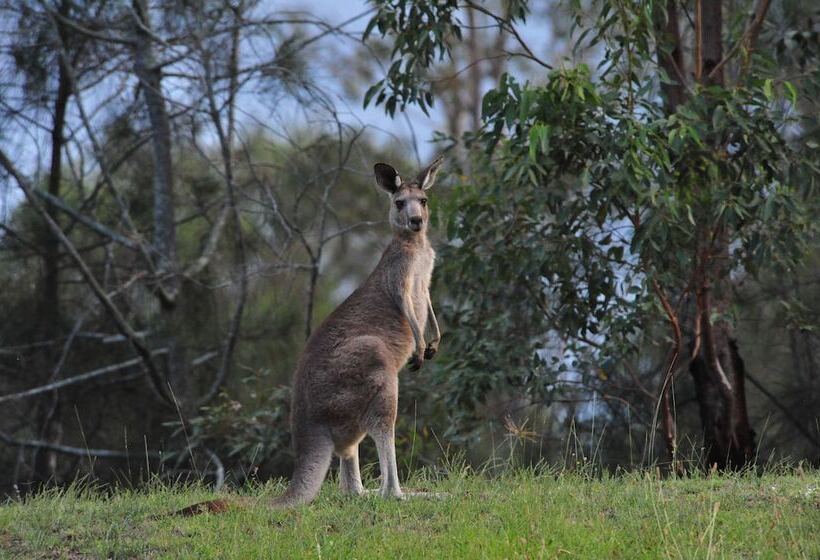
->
[340,481,365,496]
[380,485,405,499]
[362,488,403,499]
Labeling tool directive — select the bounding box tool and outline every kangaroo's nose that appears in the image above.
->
[409,216,423,227]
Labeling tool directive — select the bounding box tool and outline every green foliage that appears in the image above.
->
[364,0,464,115]
[364,0,533,116]
[165,374,292,483]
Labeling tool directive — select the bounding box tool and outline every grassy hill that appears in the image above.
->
[1,467,818,559]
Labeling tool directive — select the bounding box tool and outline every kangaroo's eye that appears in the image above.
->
[420,198,427,206]
[395,200,405,210]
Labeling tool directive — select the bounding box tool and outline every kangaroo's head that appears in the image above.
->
[374,156,443,235]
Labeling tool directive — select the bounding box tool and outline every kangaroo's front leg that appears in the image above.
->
[401,295,426,370]
[424,297,440,360]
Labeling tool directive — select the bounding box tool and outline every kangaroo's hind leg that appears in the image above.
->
[338,444,364,495]
[363,372,403,499]
[371,425,402,498]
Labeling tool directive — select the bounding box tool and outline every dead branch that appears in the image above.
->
[0,430,160,459]
[651,278,682,469]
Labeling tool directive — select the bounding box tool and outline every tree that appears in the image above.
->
[0,0,403,488]
[365,0,819,470]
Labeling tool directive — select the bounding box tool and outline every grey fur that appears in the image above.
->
[271,156,444,507]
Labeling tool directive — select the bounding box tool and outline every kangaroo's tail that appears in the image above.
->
[270,432,334,508]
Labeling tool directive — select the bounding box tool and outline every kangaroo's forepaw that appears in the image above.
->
[424,344,438,360]
[409,354,424,371]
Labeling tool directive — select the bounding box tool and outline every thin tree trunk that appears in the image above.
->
[467,8,482,133]
[651,1,687,468]
[653,0,686,112]
[33,0,72,483]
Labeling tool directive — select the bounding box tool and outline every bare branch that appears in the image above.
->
[0,350,169,405]
[42,4,134,46]
[33,189,140,250]
[0,430,160,459]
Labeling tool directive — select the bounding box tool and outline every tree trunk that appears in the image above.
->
[654,0,758,470]
[651,0,687,467]
[132,0,177,291]
[132,0,189,413]
[690,338,756,469]
[687,0,756,469]
[653,0,686,112]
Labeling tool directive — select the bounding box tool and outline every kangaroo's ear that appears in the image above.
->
[417,155,444,191]
[374,163,402,193]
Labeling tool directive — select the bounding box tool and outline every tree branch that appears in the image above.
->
[0,149,174,407]
[0,350,168,405]
[33,189,140,250]
[0,430,160,459]
[651,278,682,469]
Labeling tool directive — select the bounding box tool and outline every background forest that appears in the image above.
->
[0,0,818,495]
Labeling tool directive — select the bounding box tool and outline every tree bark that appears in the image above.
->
[651,1,687,468]
[653,0,758,470]
[653,0,686,112]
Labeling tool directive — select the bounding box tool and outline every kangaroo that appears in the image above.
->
[270,155,444,506]
[166,156,443,518]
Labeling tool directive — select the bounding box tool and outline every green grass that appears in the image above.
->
[1,468,818,559]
